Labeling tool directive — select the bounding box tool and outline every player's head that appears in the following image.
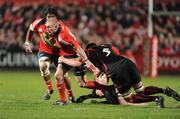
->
[46,17,59,35]
[86,43,97,50]
[45,6,59,19]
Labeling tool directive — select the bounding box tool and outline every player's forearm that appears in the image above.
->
[76,46,88,60]
[76,46,100,75]
[125,102,148,107]
[118,97,148,107]
[59,56,82,67]
[25,28,33,43]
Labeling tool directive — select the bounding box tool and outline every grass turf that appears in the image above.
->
[0,70,180,119]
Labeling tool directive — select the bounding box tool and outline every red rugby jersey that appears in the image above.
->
[30,18,59,56]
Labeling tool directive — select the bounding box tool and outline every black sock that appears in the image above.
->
[131,94,158,103]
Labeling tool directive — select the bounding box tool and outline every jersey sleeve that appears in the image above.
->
[63,26,80,49]
[112,46,121,56]
[29,18,42,31]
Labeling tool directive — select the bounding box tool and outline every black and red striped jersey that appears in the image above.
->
[86,44,123,74]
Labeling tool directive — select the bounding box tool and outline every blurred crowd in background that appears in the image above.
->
[0,0,180,55]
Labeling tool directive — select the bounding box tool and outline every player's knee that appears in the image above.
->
[54,71,64,81]
[117,90,132,99]
[55,78,64,84]
[133,82,144,93]
[39,61,50,76]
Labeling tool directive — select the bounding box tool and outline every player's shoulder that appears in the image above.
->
[30,18,46,31]
[59,20,66,30]
[100,44,111,48]
[59,20,71,32]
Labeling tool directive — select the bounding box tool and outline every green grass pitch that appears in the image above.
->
[0,70,180,119]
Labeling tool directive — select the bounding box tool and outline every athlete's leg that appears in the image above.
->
[81,77,114,91]
[116,89,165,108]
[133,82,163,95]
[39,56,53,100]
[133,82,180,101]
[63,73,75,103]
[73,64,110,96]
[76,89,104,103]
[54,63,68,104]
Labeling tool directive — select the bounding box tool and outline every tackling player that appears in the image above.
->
[59,43,180,108]
[85,43,180,108]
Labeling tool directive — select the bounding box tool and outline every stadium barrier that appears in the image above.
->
[0,49,180,73]
[158,54,180,71]
[0,49,38,68]
[134,52,180,74]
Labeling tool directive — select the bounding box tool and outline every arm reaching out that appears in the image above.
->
[118,96,148,107]
[58,56,82,67]
[24,18,42,55]
[62,25,100,75]
[24,28,33,55]
[76,46,101,75]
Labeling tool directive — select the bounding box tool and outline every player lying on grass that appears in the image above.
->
[58,43,180,108]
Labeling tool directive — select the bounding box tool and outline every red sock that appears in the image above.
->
[56,81,66,102]
[45,80,53,91]
[84,80,113,91]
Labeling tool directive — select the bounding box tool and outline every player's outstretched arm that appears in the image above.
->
[75,46,101,76]
[58,56,82,67]
[24,27,33,55]
[118,96,148,107]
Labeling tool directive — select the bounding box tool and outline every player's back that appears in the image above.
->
[90,44,121,63]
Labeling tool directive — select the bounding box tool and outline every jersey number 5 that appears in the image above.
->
[103,48,111,56]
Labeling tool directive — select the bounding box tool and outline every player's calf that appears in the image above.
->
[163,86,180,101]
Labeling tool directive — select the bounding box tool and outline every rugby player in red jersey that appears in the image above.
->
[24,7,75,104]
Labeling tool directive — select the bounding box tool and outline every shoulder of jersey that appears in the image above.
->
[100,44,110,47]
[32,18,44,24]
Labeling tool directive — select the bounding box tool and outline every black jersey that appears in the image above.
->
[86,43,141,94]
[86,44,122,74]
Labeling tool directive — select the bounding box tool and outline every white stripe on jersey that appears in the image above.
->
[58,35,71,45]
[66,27,77,41]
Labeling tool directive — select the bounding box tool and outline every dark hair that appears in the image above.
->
[86,43,97,49]
[44,6,59,19]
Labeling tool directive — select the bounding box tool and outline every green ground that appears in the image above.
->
[0,70,180,119]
